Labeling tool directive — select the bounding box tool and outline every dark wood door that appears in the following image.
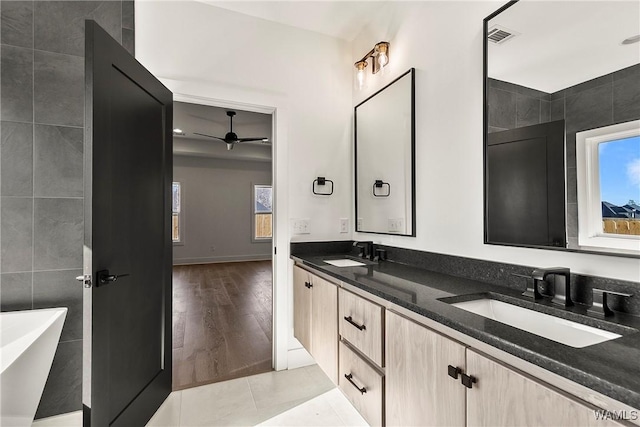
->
[84,21,173,426]
[486,120,566,247]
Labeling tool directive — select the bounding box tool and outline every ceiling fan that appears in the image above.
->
[194,111,269,150]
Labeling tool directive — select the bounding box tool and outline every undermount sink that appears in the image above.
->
[324,259,367,267]
[451,298,621,348]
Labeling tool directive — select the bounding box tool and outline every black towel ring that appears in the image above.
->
[313,177,334,196]
[372,180,390,197]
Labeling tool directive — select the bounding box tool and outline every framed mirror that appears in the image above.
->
[484,1,640,257]
[355,68,415,236]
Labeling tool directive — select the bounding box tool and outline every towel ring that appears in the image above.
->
[313,177,334,196]
[372,180,390,197]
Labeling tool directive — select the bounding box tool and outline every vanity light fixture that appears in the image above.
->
[354,41,390,90]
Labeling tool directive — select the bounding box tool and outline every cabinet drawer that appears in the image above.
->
[339,288,384,366]
[339,341,383,427]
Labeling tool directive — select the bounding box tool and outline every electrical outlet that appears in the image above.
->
[340,218,349,233]
[210,246,215,252]
[388,218,405,233]
[357,218,363,230]
[293,218,310,234]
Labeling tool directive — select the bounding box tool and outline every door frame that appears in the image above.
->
[171,92,287,370]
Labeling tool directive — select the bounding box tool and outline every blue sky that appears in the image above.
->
[599,135,640,206]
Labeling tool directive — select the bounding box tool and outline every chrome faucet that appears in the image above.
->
[531,267,573,307]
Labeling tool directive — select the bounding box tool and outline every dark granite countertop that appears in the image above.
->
[292,252,640,410]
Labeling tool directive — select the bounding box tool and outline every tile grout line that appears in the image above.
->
[177,389,183,427]
[245,376,258,411]
[31,7,35,309]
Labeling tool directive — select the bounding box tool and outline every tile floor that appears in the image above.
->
[32,365,368,427]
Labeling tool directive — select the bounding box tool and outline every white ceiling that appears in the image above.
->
[488,0,640,93]
[197,0,384,41]
[173,101,272,161]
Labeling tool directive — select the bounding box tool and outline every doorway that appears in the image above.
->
[170,101,274,390]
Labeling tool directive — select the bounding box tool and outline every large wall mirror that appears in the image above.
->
[484,1,640,257]
[355,68,415,236]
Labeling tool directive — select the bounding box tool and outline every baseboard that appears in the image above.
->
[173,254,272,265]
[287,347,315,370]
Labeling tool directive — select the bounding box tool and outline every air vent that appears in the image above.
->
[487,25,518,44]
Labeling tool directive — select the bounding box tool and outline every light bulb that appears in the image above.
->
[378,52,388,67]
[354,61,368,90]
[356,69,366,89]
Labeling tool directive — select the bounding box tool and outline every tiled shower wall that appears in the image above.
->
[0,1,134,418]
[487,64,640,249]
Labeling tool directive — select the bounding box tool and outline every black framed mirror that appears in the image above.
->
[484,0,640,257]
[355,68,416,236]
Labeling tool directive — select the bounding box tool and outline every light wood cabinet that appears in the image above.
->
[339,341,384,426]
[295,264,630,427]
[311,274,338,383]
[386,310,625,427]
[386,311,466,427]
[466,350,623,427]
[292,265,338,384]
[339,288,384,367]
[293,266,312,351]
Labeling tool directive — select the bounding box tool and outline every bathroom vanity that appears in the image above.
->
[291,244,640,426]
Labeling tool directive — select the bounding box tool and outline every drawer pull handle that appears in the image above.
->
[344,373,367,394]
[344,316,366,331]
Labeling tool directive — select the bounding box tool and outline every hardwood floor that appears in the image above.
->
[172,261,273,390]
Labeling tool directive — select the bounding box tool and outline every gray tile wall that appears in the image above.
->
[487,64,640,249]
[550,64,640,248]
[487,78,551,133]
[0,1,134,418]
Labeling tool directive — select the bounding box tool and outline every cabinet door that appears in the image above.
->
[386,311,466,427]
[310,273,338,384]
[466,350,624,427]
[293,266,311,351]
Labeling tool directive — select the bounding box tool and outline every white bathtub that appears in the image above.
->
[1,308,67,427]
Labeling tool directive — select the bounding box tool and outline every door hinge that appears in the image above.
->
[274,246,277,254]
[76,274,92,288]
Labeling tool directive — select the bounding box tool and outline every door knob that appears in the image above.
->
[97,270,130,287]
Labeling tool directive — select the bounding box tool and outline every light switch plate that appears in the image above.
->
[293,218,310,234]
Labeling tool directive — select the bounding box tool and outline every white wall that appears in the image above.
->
[351,1,640,283]
[173,156,272,264]
[138,1,640,371]
[136,1,353,369]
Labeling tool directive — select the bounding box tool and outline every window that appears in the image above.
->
[253,185,273,241]
[577,120,640,253]
[172,182,182,243]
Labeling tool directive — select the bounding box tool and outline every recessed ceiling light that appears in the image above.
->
[622,35,640,45]
[173,128,185,135]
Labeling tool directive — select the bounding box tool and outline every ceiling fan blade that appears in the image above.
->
[236,137,269,143]
[193,132,226,142]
